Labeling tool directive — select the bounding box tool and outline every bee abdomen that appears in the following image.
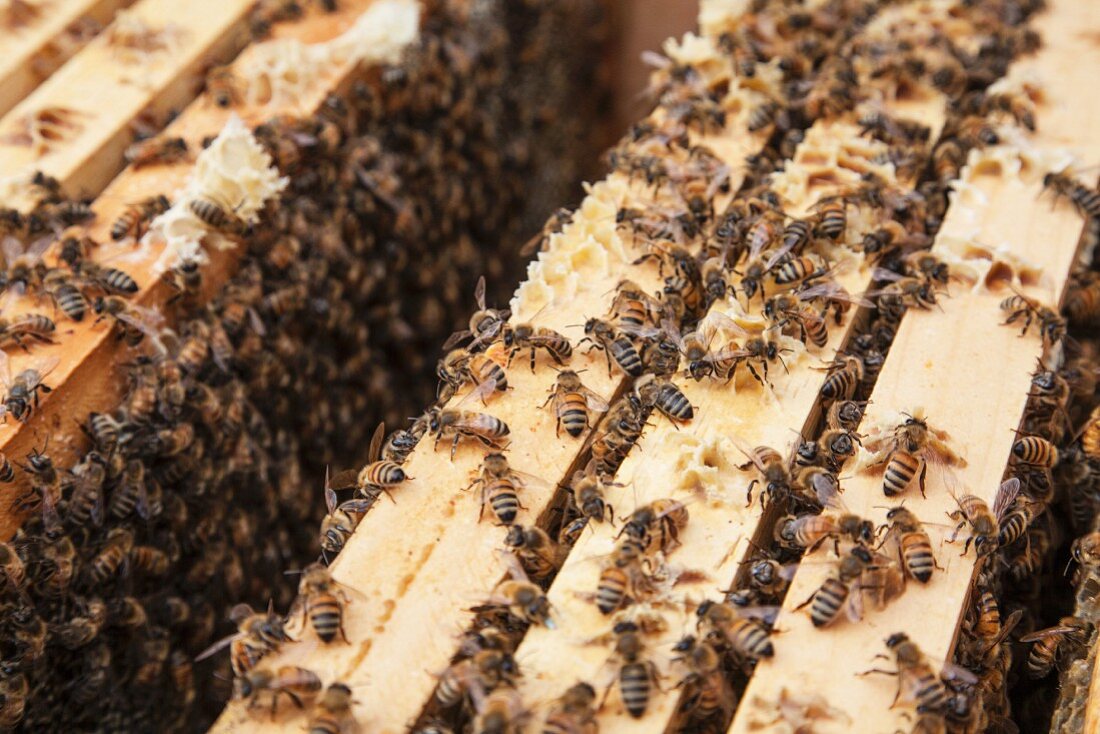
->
[900,534,935,582]
[810,577,847,627]
[308,597,343,642]
[619,663,650,718]
[883,452,922,496]
[596,567,627,615]
[656,383,693,421]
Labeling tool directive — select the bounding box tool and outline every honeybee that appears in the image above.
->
[124,136,189,168]
[632,373,693,424]
[290,563,350,643]
[775,506,874,555]
[206,64,243,107]
[41,268,87,321]
[437,348,508,404]
[435,649,519,709]
[701,257,732,309]
[591,541,650,615]
[695,599,775,661]
[503,525,562,582]
[0,541,26,589]
[189,196,248,236]
[799,428,860,473]
[818,354,864,404]
[428,406,510,459]
[1020,617,1092,678]
[947,477,1020,558]
[478,576,554,629]
[866,412,964,497]
[234,666,322,718]
[0,352,57,422]
[764,292,829,348]
[542,369,608,437]
[1083,404,1100,461]
[467,452,528,526]
[1010,433,1058,469]
[826,399,865,432]
[738,445,791,507]
[672,635,736,722]
[1042,171,1100,220]
[795,545,897,627]
[110,194,171,241]
[618,499,689,556]
[0,674,27,727]
[579,318,644,377]
[1064,271,1100,328]
[93,297,164,347]
[879,506,938,583]
[501,322,572,371]
[320,473,374,560]
[0,313,57,350]
[542,681,598,734]
[999,290,1066,347]
[861,633,977,714]
[569,470,617,526]
[87,527,133,584]
[308,682,357,734]
[332,423,409,501]
[196,602,291,677]
[17,447,62,532]
[601,620,662,718]
[442,276,510,351]
[812,196,847,240]
[75,260,140,295]
[470,686,527,734]
[871,268,941,311]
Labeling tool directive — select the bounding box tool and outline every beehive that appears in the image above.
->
[1,1,1100,733]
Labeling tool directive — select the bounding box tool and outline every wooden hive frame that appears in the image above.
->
[2,0,1099,731]
[210,0,1095,732]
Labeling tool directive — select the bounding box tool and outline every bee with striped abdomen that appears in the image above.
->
[542,369,608,438]
[428,406,510,460]
[1020,617,1092,678]
[195,602,291,677]
[125,136,189,169]
[672,634,736,723]
[879,506,938,583]
[579,318,644,377]
[0,313,57,350]
[866,411,964,497]
[0,353,57,422]
[110,194,171,241]
[604,620,661,718]
[331,423,410,502]
[632,373,693,424]
[1042,171,1100,219]
[503,525,562,583]
[308,682,357,734]
[1000,290,1066,347]
[738,444,791,508]
[948,477,1020,558]
[467,452,527,526]
[234,666,322,718]
[290,563,350,644]
[442,276,510,351]
[501,321,572,372]
[818,354,864,404]
[795,545,884,628]
[1010,433,1058,469]
[860,633,977,714]
[617,499,689,556]
[189,195,248,237]
[542,681,597,734]
[695,599,775,661]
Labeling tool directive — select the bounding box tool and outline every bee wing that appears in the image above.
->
[501,552,532,584]
[806,472,841,507]
[871,267,906,283]
[324,468,337,513]
[991,477,1021,520]
[844,580,864,623]
[738,604,781,625]
[1019,621,1080,643]
[937,660,979,687]
[727,434,765,472]
[194,631,241,662]
[134,481,154,521]
[475,275,487,311]
[469,376,503,405]
[30,355,60,382]
[25,234,55,261]
[763,240,798,271]
[704,311,752,339]
[442,329,473,351]
[0,350,12,390]
[582,387,610,413]
[1,235,23,265]
[641,50,672,68]
[981,609,1023,651]
[368,422,385,463]
[328,469,359,493]
[795,281,875,308]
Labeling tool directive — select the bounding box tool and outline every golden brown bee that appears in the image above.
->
[206,64,243,107]
[41,268,88,321]
[880,506,937,583]
[443,276,510,350]
[609,280,660,335]
[87,527,134,584]
[0,354,57,422]
[826,399,865,433]
[618,498,689,556]
[1010,433,1058,468]
[870,413,964,497]
[76,260,140,295]
[1042,171,1100,219]
[1064,271,1100,327]
[39,535,75,598]
[0,451,13,483]
[110,194,171,241]
[812,197,847,240]
[948,477,1020,558]
[196,602,291,677]
[131,545,169,576]
[501,322,572,371]
[0,313,57,350]
[695,599,775,660]
[320,474,374,560]
[480,578,553,629]
[1000,290,1066,347]
[467,452,526,526]
[775,508,874,554]
[0,541,26,589]
[672,635,736,722]
[604,620,661,718]
[1071,531,1100,569]
[593,542,648,615]
[631,373,691,424]
[1020,617,1092,678]
[93,297,163,346]
[18,447,62,531]
[189,196,248,236]
[308,682,357,734]
[739,445,791,507]
[291,563,350,644]
[124,135,190,169]
[108,460,150,520]
[503,525,562,582]
[0,673,27,728]
[579,318,644,377]
[819,354,864,404]
[765,293,829,348]
[861,633,976,714]
[542,681,598,734]
[438,349,508,404]
[471,687,527,734]
[1082,404,1100,461]
[166,258,203,306]
[234,666,322,718]
[520,206,573,256]
[338,423,410,501]
[542,369,608,438]
[795,545,887,627]
[428,406,510,459]
[435,649,518,709]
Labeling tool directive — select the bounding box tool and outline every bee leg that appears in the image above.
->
[529,347,537,373]
[745,479,758,507]
[793,589,816,611]
[962,536,974,556]
[946,517,965,543]
[747,362,765,387]
[450,435,460,461]
[917,463,927,498]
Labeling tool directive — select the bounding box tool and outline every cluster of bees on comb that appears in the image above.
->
[0,1,610,730]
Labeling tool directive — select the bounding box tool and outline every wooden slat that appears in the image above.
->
[510,110,941,732]
[729,0,1100,730]
[207,79,772,734]
[0,0,136,117]
[0,0,257,209]
[0,0,415,539]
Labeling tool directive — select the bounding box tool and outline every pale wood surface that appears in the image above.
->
[729,1,1100,730]
[207,108,770,734]
[0,0,136,117]
[0,0,390,540]
[0,0,256,208]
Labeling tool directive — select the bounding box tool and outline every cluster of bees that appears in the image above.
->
[0,0,610,729]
